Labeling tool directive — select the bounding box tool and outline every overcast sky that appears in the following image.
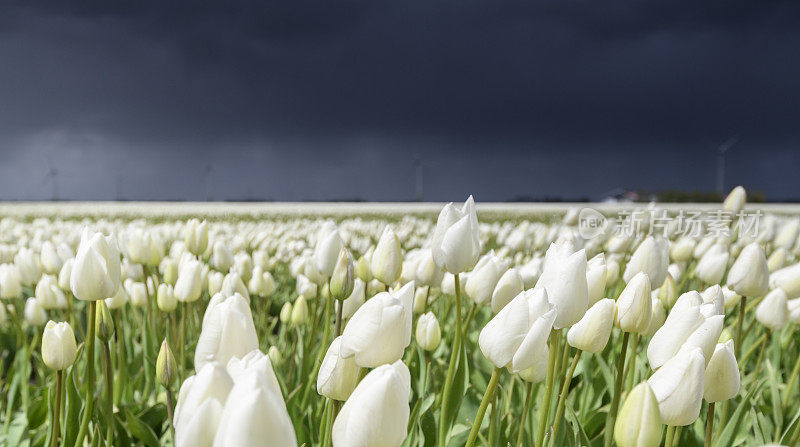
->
[1,1,799,202]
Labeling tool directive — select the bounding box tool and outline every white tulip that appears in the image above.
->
[175,259,203,303]
[342,279,366,319]
[615,272,652,334]
[536,241,588,329]
[479,288,556,373]
[174,362,233,447]
[431,196,481,274]
[770,262,800,299]
[340,281,414,367]
[314,222,344,278]
[755,288,788,330]
[40,241,64,275]
[614,382,663,447]
[695,244,729,286]
[371,226,402,286]
[415,248,444,287]
[465,252,503,305]
[184,219,209,257]
[647,348,705,426]
[624,237,669,289]
[195,293,259,371]
[647,303,723,369]
[567,298,615,353]
[491,267,524,313]
[42,320,77,370]
[586,253,607,306]
[317,336,359,401]
[332,361,411,447]
[723,186,746,214]
[704,340,740,402]
[727,242,769,298]
[70,228,121,301]
[24,297,47,326]
[415,312,441,351]
[15,248,42,286]
[210,241,234,272]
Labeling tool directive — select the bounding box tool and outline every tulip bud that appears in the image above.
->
[175,259,203,303]
[183,219,209,257]
[268,346,282,366]
[537,241,589,329]
[614,382,663,447]
[723,185,746,214]
[647,348,706,426]
[95,300,115,343]
[431,196,481,274]
[42,320,78,370]
[771,262,800,298]
[767,247,788,273]
[157,339,177,388]
[695,244,729,286]
[586,254,608,306]
[727,242,769,297]
[291,296,309,326]
[296,274,317,299]
[704,340,740,402]
[656,273,678,310]
[371,226,402,286]
[194,293,258,371]
[616,272,652,333]
[210,241,234,272]
[330,248,355,301]
[343,279,366,319]
[279,302,293,324]
[160,258,179,285]
[415,312,441,351]
[755,287,788,330]
[0,264,22,299]
[356,248,373,283]
[57,259,73,291]
[643,298,666,337]
[669,237,696,263]
[157,283,177,312]
[24,297,47,326]
[415,249,443,287]
[567,298,615,353]
[314,222,343,278]
[624,237,669,289]
[207,270,223,296]
[70,228,121,301]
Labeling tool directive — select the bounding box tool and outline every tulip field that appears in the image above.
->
[2,189,800,447]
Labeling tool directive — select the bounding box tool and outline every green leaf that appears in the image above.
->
[124,408,161,447]
[420,401,438,447]
[714,383,760,447]
[441,339,469,431]
[780,406,800,445]
[764,360,783,433]
[6,412,29,447]
[62,367,83,447]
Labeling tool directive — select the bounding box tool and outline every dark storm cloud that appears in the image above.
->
[0,0,799,201]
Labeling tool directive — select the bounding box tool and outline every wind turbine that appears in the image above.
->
[714,136,739,195]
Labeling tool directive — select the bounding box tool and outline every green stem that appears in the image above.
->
[734,296,747,360]
[166,389,176,444]
[549,350,582,447]
[624,333,639,391]
[51,370,63,447]
[74,300,97,447]
[465,367,503,447]
[102,341,114,447]
[438,273,464,447]
[179,302,187,382]
[463,302,477,334]
[705,402,715,447]
[517,382,534,447]
[536,328,560,447]
[604,331,630,447]
[751,331,769,380]
[665,426,675,447]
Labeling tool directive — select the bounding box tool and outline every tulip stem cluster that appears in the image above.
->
[74,300,96,447]
[536,328,560,447]
[704,402,715,447]
[438,273,464,447]
[549,349,582,446]
[604,331,630,447]
[50,370,63,447]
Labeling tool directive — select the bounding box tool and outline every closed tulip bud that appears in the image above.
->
[624,237,669,289]
[465,252,503,305]
[519,343,549,383]
[356,247,373,283]
[567,298,615,353]
[124,228,163,266]
[695,244,730,285]
[411,286,427,314]
[767,248,788,272]
[415,312,441,351]
[704,340,739,402]
[35,275,66,310]
[157,283,177,312]
[700,285,725,315]
[727,242,769,297]
[210,241,233,272]
[42,320,77,370]
[24,297,46,326]
[770,262,800,299]
[279,302,293,323]
[221,272,249,302]
[616,272,652,334]
[174,362,233,446]
[231,253,253,283]
[296,274,317,299]
[268,346,282,366]
[157,339,177,387]
[58,259,73,291]
[0,264,22,299]
[755,288,788,330]
[340,282,414,367]
[194,293,258,371]
[723,185,746,214]
[175,259,203,303]
[371,226,402,286]
[537,241,589,329]
[614,382,663,447]
[491,267,524,313]
[647,348,706,426]
[669,237,696,263]
[330,248,355,300]
[225,349,281,392]
[95,300,115,342]
[314,222,344,277]
[586,254,608,306]
[70,228,122,301]
[415,248,443,287]
[656,273,678,310]
[15,248,42,286]
[479,288,556,372]
[317,336,359,401]
[207,270,223,296]
[643,298,666,337]
[183,219,209,257]
[606,258,621,285]
[40,241,64,275]
[291,296,309,326]
[332,360,410,447]
[431,196,481,274]
[160,258,179,285]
